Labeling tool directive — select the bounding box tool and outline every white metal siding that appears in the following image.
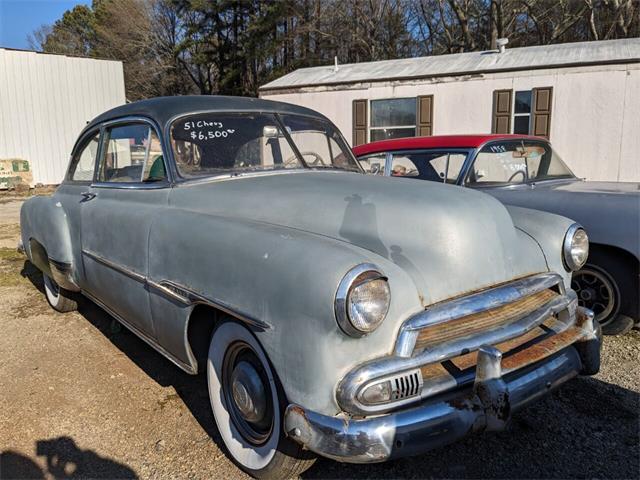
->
[0,49,125,185]
[261,63,640,182]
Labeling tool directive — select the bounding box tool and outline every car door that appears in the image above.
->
[80,119,170,339]
[53,129,102,284]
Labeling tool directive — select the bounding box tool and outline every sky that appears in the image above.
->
[0,0,91,50]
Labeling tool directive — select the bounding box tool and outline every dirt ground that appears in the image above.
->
[1,196,638,480]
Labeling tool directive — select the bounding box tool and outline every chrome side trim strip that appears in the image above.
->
[82,249,271,332]
[81,289,197,374]
[395,272,563,356]
[337,289,578,416]
[147,279,271,331]
[82,249,146,283]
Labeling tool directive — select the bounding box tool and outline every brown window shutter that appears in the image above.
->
[416,95,434,136]
[532,87,553,138]
[352,99,368,146]
[492,89,512,134]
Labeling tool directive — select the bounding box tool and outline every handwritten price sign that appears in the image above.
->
[183,120,235,140]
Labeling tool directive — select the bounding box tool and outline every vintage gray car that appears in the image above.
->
[20,97,601,478]
[354,134,640,335]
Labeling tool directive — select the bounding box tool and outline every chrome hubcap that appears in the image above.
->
[231,361,267,423]
[222,342,274,445]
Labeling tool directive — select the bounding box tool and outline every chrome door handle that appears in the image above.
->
[80,191,97,202]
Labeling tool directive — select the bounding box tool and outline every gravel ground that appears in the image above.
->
[0,197,638,480]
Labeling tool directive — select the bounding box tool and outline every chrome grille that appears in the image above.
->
[394,272,567,358]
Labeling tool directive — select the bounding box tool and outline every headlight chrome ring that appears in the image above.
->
[335,263,390,337]
[563,223,589,272]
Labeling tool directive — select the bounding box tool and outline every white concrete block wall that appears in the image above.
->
[261,64,640,182]
[0,49,126,185]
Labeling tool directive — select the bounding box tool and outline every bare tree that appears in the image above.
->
[27,25,52,51]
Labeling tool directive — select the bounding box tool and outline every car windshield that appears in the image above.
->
[468,140,575,186]
[170,112,360,178]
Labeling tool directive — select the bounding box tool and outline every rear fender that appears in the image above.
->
[20,196,78,291]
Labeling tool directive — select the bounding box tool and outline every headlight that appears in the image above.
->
[563,224,589,271]
[335,264,390,337]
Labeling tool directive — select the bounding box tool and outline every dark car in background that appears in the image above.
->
[353,134,640,335]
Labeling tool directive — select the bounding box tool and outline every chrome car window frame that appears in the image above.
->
[360,148,473,182]
[91,115,172,190]
[63,127,103,186]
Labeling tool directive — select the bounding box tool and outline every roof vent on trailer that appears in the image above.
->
[497,38,509,54]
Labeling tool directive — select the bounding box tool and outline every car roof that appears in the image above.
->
[352,134,547,156]
[82,95,329,134]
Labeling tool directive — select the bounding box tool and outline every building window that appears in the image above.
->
[513,90,532,134]
[369,98,416,141]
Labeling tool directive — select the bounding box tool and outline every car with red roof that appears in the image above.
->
[353,134,639,335]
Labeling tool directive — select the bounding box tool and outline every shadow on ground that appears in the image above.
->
[19,260,225,453]
[1,437,137,479]
[18,261,640,479]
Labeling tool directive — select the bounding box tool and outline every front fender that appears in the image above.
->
[506,205,574,289]
[148,210,424,415]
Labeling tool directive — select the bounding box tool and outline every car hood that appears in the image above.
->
[170,171,548,305]
[532,179,640,194]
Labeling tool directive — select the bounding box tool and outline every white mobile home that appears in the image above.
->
[0,48,125,185]
[260,39,640,182]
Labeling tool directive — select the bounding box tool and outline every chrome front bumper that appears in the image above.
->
[284,307,601,464]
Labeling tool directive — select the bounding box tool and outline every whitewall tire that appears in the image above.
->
[43,273,77,313]
[207,321,315,478]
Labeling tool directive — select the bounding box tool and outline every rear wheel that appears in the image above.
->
[43,273,77,313]
[207,322,315,479]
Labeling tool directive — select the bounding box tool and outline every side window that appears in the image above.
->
[98,124,167,183]
[426,153,466,183]
[142,131,167,182]
[357,154,386,175]
[390,151,466,182]
[69,133,100,182]
[391,155,419,177]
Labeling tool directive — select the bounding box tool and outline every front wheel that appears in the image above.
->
[43,273,77,313]
[572,264,620,327]
[207,322,315,479]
